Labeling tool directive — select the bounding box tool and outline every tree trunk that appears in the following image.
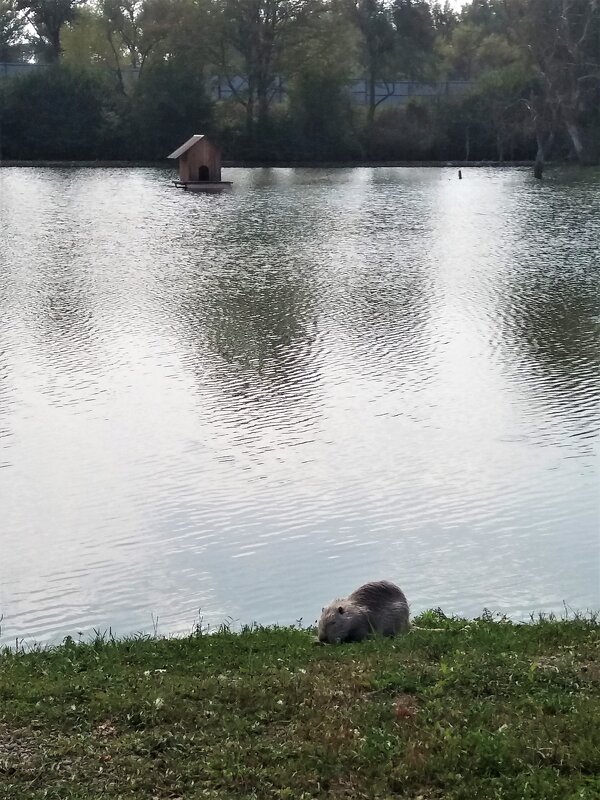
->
[48,26,61,62]
[367,64,376,136]
[364,62,377,156]
[257,84,269,132]
[245,84,255,139]
[496,133,504,163]
[533,134,544,179]
[108,35,125,95]
[533,128,553,179]
[367,69,376,129]
[564,119,589,164]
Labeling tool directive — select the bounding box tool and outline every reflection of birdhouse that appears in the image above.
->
[167,135,232,192]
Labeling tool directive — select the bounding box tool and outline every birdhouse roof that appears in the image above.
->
[167,135,220,160]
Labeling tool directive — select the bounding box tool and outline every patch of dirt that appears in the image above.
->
[0,723,42,776]
[393,693,420,720]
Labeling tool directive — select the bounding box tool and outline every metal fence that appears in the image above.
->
[349,78,471,106]
[0,63,471,106]
[0,62,47,79]
[212,75,472,106]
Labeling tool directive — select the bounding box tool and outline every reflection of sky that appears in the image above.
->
[0,166,598,646]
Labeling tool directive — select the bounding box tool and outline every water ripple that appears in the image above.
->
[0,165,599,645]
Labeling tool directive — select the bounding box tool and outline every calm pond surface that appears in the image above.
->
[0,165,598,645]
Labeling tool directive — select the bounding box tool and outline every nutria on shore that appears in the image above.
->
[317,580,410,644]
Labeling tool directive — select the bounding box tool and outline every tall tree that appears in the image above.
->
[17,0,84,62]
[0,0,26,61]
[503,0,600,165]
[391,0,436,79]
[461,0,503,33]
[344,0,397,131]
[430,0,457,40]
[213,0,313,137]
[100,0,173,91]
[286,2,358,158]
[61,5,116,67]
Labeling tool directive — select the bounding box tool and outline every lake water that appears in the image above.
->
[0,165,598,646]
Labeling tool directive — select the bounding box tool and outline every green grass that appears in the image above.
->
[0,611,598,799]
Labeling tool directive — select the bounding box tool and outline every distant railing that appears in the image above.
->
[212,75,472,106]
[348,78,472,105]
[0,61,46,79]
[0,63,472,107]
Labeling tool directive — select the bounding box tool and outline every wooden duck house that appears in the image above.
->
[167,135,232,193]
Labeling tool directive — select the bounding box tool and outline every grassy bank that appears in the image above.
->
[0,612,598,799]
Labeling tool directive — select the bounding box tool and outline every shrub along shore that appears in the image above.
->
[0,612,598,799]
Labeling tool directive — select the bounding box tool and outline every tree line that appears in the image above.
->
[0,0,598,170]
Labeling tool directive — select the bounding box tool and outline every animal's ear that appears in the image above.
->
[338,606,344,614]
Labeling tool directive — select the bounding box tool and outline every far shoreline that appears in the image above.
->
[0,158,538,169]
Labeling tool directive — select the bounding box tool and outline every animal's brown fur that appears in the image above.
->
[317,580,410,644]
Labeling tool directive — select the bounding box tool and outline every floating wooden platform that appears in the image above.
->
[173,180,232,193]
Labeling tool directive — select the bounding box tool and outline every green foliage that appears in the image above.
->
[60,6,115,67]
[370,101,439,159]
[17,0,85,62]
[0,615,598,799]
[100,0,174,75]
[124,57,214,159]
[392,0,437,79]
[0,64,119,158]
[286,7,360,160]
[288,67,359,160]
[502,0,600,164]
[0,0,599,163]
[0,0,25,61]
